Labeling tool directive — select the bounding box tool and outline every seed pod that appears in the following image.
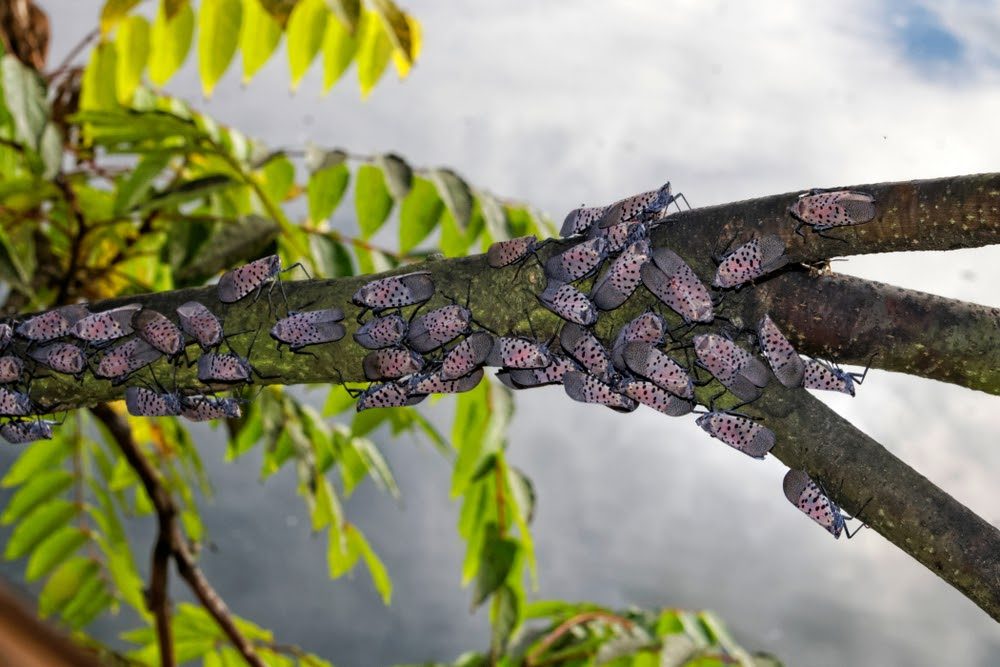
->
[802,358,862,396]
[441,332,494,380]
[356,381,426,411]
[563,371,637,413]
[623,342,693,399]
[180,395,243,421]
[363,346,424,380]
[218,254,282,303]
[270,308,347,350]
[694,334,769,402]
[539,282,597,325]
[789,190,876,233]
[757,315,805,388]
[621,379,693,417]
[783,469,850,538]
[641,249,713,324]
[559,323,611,380]
[712,235,787,289]
[407,305,471,352]
[610,311,667,372]
[352,271,435,312]
[591,237,651,310]
[410,368,484,395]
[134,310,184,356]
[16,304,90,343]
[0,323,13,350]
[354,314,408,349]
[96,339,162,380]
[597,182,675,229]
[1,419,54,444]
[197,352,251,383]
[561,205,607,237]
[177,301,223,349]
[29,343,86,376]
[0,388,32,416]
[487,236,539,268]
[485,337,551,369]
[696,412,775,459]
[498,355,578,390]
[125,386,182,417]
[0,356,23,383]
[72,304,142,343]
[544,237,608,283]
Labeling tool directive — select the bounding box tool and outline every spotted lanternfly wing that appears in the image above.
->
[539,282,598,325]
[544,237,608,283]
[441,332,494,380]
[592,220,640,254]
[487,236,538,268]
[176,301,223,349]
[218,254,282,303]
[29,343,85,376]
[0,356,23,383]
[134,310,184,355]
[642,250,713,324]
[561,205,607,237]
[559,323,611,380]
[356,381,426,411]
[197,353,251,383]
[790,190,876,231]
[802,358,855,396]
[591,238,651,310]
[757,315,805,388]
[485,337,551,369]
[499,355,578,389]
[125,387,182,417]
[783,469,846,538]
[96,339,162,380]
[623,342,693,399]
[407,305,471,352]
[694,334,769,401]
[354,314,407,349]
[597,183,673,229]
[610,311,666,372]
[363,346,424,380]
[0,388,32,416]
[410,368,484,395]
[696,412,775,459]
[352,271,435,311]
[72,304,142,343]
[0,420,54,444]
[712,235,787,289]
[16,304,90,343]
[0,323,12,350]
[563,371,637,413]
[621,379,693,417]
[180,395,243,421]
[271,308,347,350]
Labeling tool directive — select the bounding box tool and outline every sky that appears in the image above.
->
[25,1,1000,666]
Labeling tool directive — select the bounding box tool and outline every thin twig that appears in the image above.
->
[46,28,98,82]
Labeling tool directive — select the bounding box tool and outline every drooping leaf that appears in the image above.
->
[1,54,47,150]
[240,0,282,82]
[26,526,88,582]
[0,224,32,289]
[307,161,350,222]
[114,15,150,103]
[321,12,357,92]
[310,234,353,277]
[490,584,520,654]
[391,11,421,77]
[1,435,72,488]
[5,499,76,560]
[254,152,295,203]
[114,151,172,214]
[80,41,119,113]
[326,0,360,32]
[472,522,518,608]
[38,122,62,179]
[356,10,393,98]
[1,470,74,525]
[286,0,329,90]
[164,0,188,19]
[149,1,195,86]
[430,168,473,228]
[349,524,392,605]
[198,0,244,97]
[376,153,413,199]
[39,557,98,618]
[478,191,508,241]
[354,163,393,237]
[100,0,142,34]
[398,176,443,253]
[368,0,414,63]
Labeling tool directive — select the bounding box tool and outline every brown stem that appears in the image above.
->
[525,611,635,666]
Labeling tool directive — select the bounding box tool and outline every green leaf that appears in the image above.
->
[327,0,360,32]
[472,522,518,608]
[0,224,31,288]
[115,15,151,104]
[38,122,62,179]
[81,41,119,112]
[138,173,239,213]
[376,153,413,199]
[349,524,392,604]
[198,0,243,97]
[240,0,282,82]
[430,169,473,228]
[1,55,47,148]
[311,475,339,531]
[354,163,393,238]
[164,0,188,19]
[286,0,329,90]
[150,1,195,86]
[321,12,357,92]
[478,192,507,241]
[398,176,443,253]
[491,584,520,654]
[2,435,71,488]
[327,523,358,577]
[114,151,172,214]
[1,469,73,525]
[323,385,356,416]
[308,161,350,222]
[368,0,414,63]
[255,153,295,203]
[39,557,98,618]
[26,526,88,582]
[356,10,393,98]
[100,0,142,34]
[5,499,76,560]
[310,234,353,278]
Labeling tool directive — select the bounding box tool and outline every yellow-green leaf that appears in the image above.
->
[81,41,118,112]
[376,153,412,199]
[354,163,393,238]
[398,177,442,253]
[149,1,195,87]
[240,0,282,83]
[5,499,76,560]
[391,11,420,77]
[308,162,350,222]
[198,0,243,97]
[368,0,413,63]
[26,526,88,582]
[430,168,473,228]
[321,12,357,92]
[326,0,359,32]
[114,15,151,104]
[39,557,98,618]
[164,0,189,19]
[349,525,392,605]
[1,435,72,488]
[286,0,329,90]
[100,0,142,34]
[472,522,518,608]
[355,10,392,98]
[1,470,73,525]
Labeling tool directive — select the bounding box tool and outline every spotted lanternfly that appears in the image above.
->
[198,352,252,384]
[0,323,12,350]
[125,386,182,417]
[410,368,484,395]
[559,323,611,381]
[694,334,770,401]
[218,254,284,303]
[134,310,184,356]
[16,304,89,343]
[757,315,805,388]
[176,301,223,350]
[352,271,435,314]
[592,220,641,254]
[485,336,551,369]
[641,249,714,324]
[789,190,877,237]
[696,411,775,459]
[0,356,23,384]
[355,381,426,411]
[28,343,86,377]
[563,370,637,412]
[561,205,607,238]
[270,308,347,351]
[802,358,868,396]
[0,388,32,416]
[544,237,608,283]
[712,235,787,289]
[407,305,472,352]
[597,182,678,229]
[441,332,494,380]
[363,346,424,380]
[487,236,540,268]
[621,379,693,417]
[96,339,162,381]
[610,311,666,372]
[180,395,243,421]
[354,314,408,349]
[623,342,693,399]
[591,237,651,310]
[497,355,579,390]
[72,304,142,343]
[0,419,54,444]
[783,469,862,539]
[538,282,598,326]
